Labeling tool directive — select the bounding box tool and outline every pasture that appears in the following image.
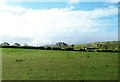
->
[2,48,118,80]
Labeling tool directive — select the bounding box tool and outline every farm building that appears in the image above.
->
[84,46,98,52]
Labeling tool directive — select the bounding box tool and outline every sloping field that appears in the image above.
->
[2,48,118,80]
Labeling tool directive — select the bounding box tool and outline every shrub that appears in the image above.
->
[100,50,113,52]
[45,47,52,50]
[65,48,74,51]
[38,46,45,50]
[79,49,86,51]
[52,47,61,50]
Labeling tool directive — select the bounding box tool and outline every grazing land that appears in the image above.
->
[2,48,118,80]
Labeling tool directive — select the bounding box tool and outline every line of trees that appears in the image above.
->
[0,41,119,52]
[0,42,74,51]
[0,42,21,47]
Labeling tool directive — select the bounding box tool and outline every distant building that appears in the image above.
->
[85,46,98,52]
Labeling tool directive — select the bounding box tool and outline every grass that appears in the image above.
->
[2,48,118,80]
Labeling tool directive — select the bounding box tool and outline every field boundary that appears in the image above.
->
[1,47,118,53]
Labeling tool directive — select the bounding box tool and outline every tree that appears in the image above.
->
[13,43,21,47]
[56,42,68,49]
[102,41,110,50]
[1,42,10,47]
[0,44,2,47]
[63,42,67,46]
[24,43,29,47]
[56,42,67,47]
[96,42,101,48]
[71,44,74,48]
[103,44,109,50]
[56,42,63,47]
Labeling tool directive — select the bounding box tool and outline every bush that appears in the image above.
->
[2,46,16,48]
[45,47,52,50]
[113,50,118,52]
[96,50,101,52]
[101,50,113,52]
[22,46,36,49]
[65,48,74,51]
[52,47,61,50]
[38,46,45,50]
[97,50,116,52]
[79,49,86,51]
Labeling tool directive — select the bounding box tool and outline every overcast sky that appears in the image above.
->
[0,0,118,46]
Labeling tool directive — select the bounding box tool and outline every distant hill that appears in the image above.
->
[74,41,119,50]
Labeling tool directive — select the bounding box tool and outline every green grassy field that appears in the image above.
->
[2,48,118,80]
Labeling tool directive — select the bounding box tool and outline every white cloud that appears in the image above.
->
[0,5,29,16]
[68,0,80,4]
[0,4,118,46]
[91,6,117,18]
[107,0,119,2]
[0,0,6,5]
